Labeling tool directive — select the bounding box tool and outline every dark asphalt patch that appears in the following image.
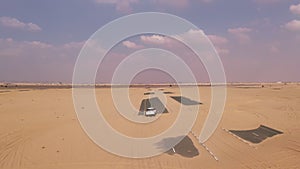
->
[171,96,202,105]
[138,97,168,115]
[156,136,199,158]
[229,125,283,144]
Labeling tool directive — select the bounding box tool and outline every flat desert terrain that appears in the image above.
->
[0,83,299,169]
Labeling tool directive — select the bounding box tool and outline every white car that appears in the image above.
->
[145,107,157,116]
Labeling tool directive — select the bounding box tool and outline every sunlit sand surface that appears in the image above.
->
[0,83,299,169]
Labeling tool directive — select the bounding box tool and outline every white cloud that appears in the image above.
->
[122,40,143,49]
[215,47,230,55]
[139,30,229,56]
[140,35,171,45]
[173,29,207,46]
[63,41,85,49]
[0,16,42,32]
[290,3,300,15]
[24,41,53,49]
[228,27,252,43]
[140,30,207,46]
[0,38,57,58]
[0,38,85,59]
[93,0,138,13]
[207,35,228,45]
[171,29,231,60]
[0,38,86,82]
[228,27,252,34]
[207,35,229,56]
[284,20,300,31]
[27,23,42,31]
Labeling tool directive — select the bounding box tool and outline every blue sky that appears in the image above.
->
[0,0,300,83]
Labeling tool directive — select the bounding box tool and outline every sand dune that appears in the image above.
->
[0,83,299,169]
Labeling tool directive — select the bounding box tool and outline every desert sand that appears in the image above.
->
[0,83,299,169]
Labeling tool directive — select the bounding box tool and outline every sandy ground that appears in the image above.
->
[0,83,299,169]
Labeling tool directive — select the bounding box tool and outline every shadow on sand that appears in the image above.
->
[0,91,11,93]
[156,135,199,158]
[144,91,173,95]
[229,125,283,144]
[170,96,202,105]
[144,92,155,95]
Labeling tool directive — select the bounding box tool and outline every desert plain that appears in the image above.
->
[0,83,299,169]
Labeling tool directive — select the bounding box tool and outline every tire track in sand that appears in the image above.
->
[0,130,29,169]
